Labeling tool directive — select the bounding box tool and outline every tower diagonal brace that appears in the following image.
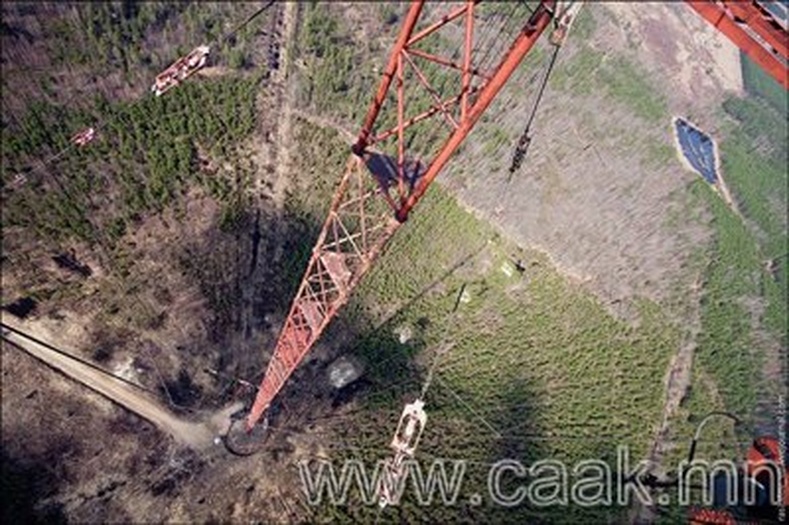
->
[246,157,401,429]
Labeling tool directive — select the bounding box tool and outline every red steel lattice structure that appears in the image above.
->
[246,0,789,431]
[246,0,558,430]
[686,0,788,89]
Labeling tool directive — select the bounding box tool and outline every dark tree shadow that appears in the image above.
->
[1,448,68,524]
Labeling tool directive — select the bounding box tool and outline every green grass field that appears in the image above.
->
[740,53,787,115]
[3,4,781,521]
[549,47,667,123]
[686,90,788,420]
[2,74,261,245]
[719,97,788,341]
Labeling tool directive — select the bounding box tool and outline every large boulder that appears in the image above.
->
[327,354,365,389]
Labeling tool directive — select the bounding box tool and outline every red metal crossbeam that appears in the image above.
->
[246,0,556,430]
[371,85,482,144]
[406,48,490,81]
[355,0,556,216]
[396,2,555,221]
[728,1,788,58]
[685,1,789,89]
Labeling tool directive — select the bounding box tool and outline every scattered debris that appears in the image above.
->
[151,45,211,97]
[70,127,96,147]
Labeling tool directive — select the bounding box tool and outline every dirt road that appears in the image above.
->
[270,1,297,210]
[1,315,240,450]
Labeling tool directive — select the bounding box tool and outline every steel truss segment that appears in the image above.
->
[406,48,489,81]
[397,52,406,202]
[371,85,482,144]
[354,1,426,156]
[402,50,460,130]
[397,1,557,221]
[725,1,788,57]
[406,2,478,47]
[362,1,558,210]
[247,156,400,430]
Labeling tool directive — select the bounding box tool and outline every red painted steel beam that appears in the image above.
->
[402,50,460,131]
[371,85,482,145]
[246,156,401,430]
[685,1,788,89]
[353,1,425,156]
[397,51,406,201]
[406,48,490,81]
[407,2,478,47]
[396,2,555,222]
[727,1,788,58]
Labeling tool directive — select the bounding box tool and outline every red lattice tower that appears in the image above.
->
[245,0,789,431]
[246,0,559,430]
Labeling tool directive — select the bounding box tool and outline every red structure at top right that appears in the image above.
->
[687,1,788,89]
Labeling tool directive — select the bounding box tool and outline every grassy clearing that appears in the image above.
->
[721,84,788,362]
[571,5,597,41]
[740,53,787,115]
[549,47,605,96]
[654,363,744,523]
[715,95,787,346]
[549,24,667,123]
[596,56,667,122]
[721,99,789,326]
[657,88,786,489]
[688,180,763,417]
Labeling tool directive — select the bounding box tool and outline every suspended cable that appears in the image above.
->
[507,42,561,180]
[218,0,276,48]
[475,1,526,77]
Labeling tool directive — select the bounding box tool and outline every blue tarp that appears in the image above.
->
[674,118,718,183]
